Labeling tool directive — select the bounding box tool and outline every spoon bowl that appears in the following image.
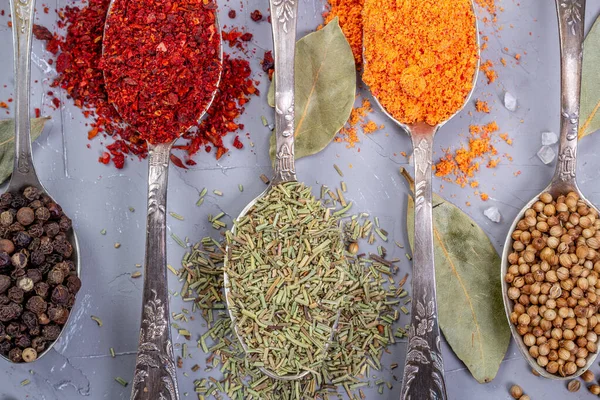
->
[500,0,595,379]
[361,0,479,398]
[2,0,82,364]
[101,1,222,398]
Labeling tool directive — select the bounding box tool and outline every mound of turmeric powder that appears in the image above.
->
[362,0,478,126]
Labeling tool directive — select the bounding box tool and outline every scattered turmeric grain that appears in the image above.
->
[480,193,489,201]
[515,53,521,60]
[500,57,507,66]
[480,60,497,84]
[323,0,364,64]
[362,120,381,134]
[499,133,513,145]
[474,0,496,15]
[434,121,500,187]
[337,97,373,147]
[475,100,490,113]
[362,0,478,126]
[0,102,8,109]
[466,201,472,207]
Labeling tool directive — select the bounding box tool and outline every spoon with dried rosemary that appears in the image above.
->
[222,0,344,381]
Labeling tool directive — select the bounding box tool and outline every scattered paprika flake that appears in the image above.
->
[480,60,497,84]
[0,102,8,109]
[335,97,373,148]
[250,10,263,21]
[34,0,258,169]
[475,100,490,113]
[228,9,236,18]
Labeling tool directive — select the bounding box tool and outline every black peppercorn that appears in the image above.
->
[0,211,13,227]
[44,222,59,238]
[13,231,32,248]
[0,302,22,322]
[21,311,38,331]
[0,253,10,269]
[8,222,24,234]
[0,295,9,305]
[38,237,53,255]
[45,254,63,265]
[30,251,45,266]
[6,322,20,337]
[66,275,81,294]
[0,322,4,338]
[51,285,69,305]
[34,207,50,222]
[0,239,14,254]
[16,277,34,292]
[0,275,10,294]
[25,296,47,315]
[26,269,42,284]
[16,208,35,226]
[10,267,25,279]
[31,336,45,353]
[48,305,69,325]
[8,347,22,362]
[27,224,43,238]
[0,340,11,355]
[28,200,42,210]
[34,282,49,299]
[47,268,64,286]
[53,240,73,258]
[7,287,24,304]
[38,313,49,325]
[22,187,40,201]
[0,227,9,240]
[10,196,27,209]
[14,334,31,349]
[46,203,62,220]
[27,238,40,252]
[0,193,12,208]
[10,252,27,269]
[58,216,72,232]
[42,325,60,341]
[54,233,66,242]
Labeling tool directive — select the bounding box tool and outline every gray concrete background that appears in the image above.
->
[0,0,599,399]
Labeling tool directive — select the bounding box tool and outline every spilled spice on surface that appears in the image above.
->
[475,100,490,113]
[335,97,382,147]
[35,0,258,169]
[434,121,513,188]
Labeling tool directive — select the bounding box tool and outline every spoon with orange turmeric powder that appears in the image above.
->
[362,0,479,398]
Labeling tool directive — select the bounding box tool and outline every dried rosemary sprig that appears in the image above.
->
[225,182,347,376]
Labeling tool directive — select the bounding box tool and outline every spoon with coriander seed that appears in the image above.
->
[101,0,222,398]
[0,0,82,365]
[362,0,479,397]
[222,0,345,381]
[501,0,600,380]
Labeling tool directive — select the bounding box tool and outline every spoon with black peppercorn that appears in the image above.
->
[0,0,82,364]
[501,0,600,380]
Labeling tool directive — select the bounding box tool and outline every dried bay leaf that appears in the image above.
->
[580,15,600,139]
[268,18,355,161]
[402,169,509,383]
[0,117,50,185]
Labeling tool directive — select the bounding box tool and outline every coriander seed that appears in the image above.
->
[509,385,523,399]
[590,384,600,395]
[567,379,581,392]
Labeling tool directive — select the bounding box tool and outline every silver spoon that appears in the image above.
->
[101,3,223,399]
[500,0,595,380]
[2,0,82,363]
[362,1,479,398]
[222,0,340,381]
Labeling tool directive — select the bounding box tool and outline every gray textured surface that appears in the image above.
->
[0,1,599,399]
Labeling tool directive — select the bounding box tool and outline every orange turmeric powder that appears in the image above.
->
[323,0,364,64]
[475,100,490,113]
[362,0,478,126]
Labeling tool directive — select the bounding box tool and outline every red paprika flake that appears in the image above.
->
[250,10,263,21]
[33,0,259,169]
[101,0,222,145]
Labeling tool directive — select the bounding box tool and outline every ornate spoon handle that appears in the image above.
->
[9,0,41,188]
[270,0,298,185]
[131,142,179,400]
[552,0,585,188]
[400,125,447,400]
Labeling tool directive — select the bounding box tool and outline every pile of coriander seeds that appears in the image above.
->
[505,191,600,377]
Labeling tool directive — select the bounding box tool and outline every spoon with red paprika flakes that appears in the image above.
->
[101,1,223,399]
[2,0,82,365]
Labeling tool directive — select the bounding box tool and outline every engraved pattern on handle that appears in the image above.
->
[9,0,41,188]
[553,0,585,186]
[270,0,298,185]
[401,131,447,400]
[131,143,179,400]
